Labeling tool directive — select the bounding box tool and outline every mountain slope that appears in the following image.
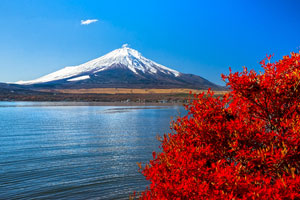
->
[16,44,223,90]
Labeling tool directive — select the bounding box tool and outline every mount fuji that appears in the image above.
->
[15,44,223,90]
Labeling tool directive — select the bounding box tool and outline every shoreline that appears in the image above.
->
[0,101,184,107]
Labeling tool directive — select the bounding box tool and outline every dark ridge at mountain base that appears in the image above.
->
[22,68,226,91]
[0,83,44,95]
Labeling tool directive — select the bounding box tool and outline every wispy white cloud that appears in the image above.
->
[80,19,98,25]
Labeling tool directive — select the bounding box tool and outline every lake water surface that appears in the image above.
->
[0,102,184,199]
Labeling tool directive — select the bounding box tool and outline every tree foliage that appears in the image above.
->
[139,52,300,199]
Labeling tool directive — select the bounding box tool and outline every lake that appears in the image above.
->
[0,102,185,199]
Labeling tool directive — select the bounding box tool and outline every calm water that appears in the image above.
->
[0,102,184,200]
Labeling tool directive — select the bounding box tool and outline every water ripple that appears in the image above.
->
[0,102,183,199]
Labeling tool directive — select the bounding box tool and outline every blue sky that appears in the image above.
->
[0,0,299,85]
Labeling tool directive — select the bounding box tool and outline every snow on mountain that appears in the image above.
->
[16,44,180,85]
[67,75,90,82]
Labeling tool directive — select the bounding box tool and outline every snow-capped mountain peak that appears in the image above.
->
[16,44,180,85]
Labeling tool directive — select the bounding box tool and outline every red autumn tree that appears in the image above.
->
[139,52,300,199]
